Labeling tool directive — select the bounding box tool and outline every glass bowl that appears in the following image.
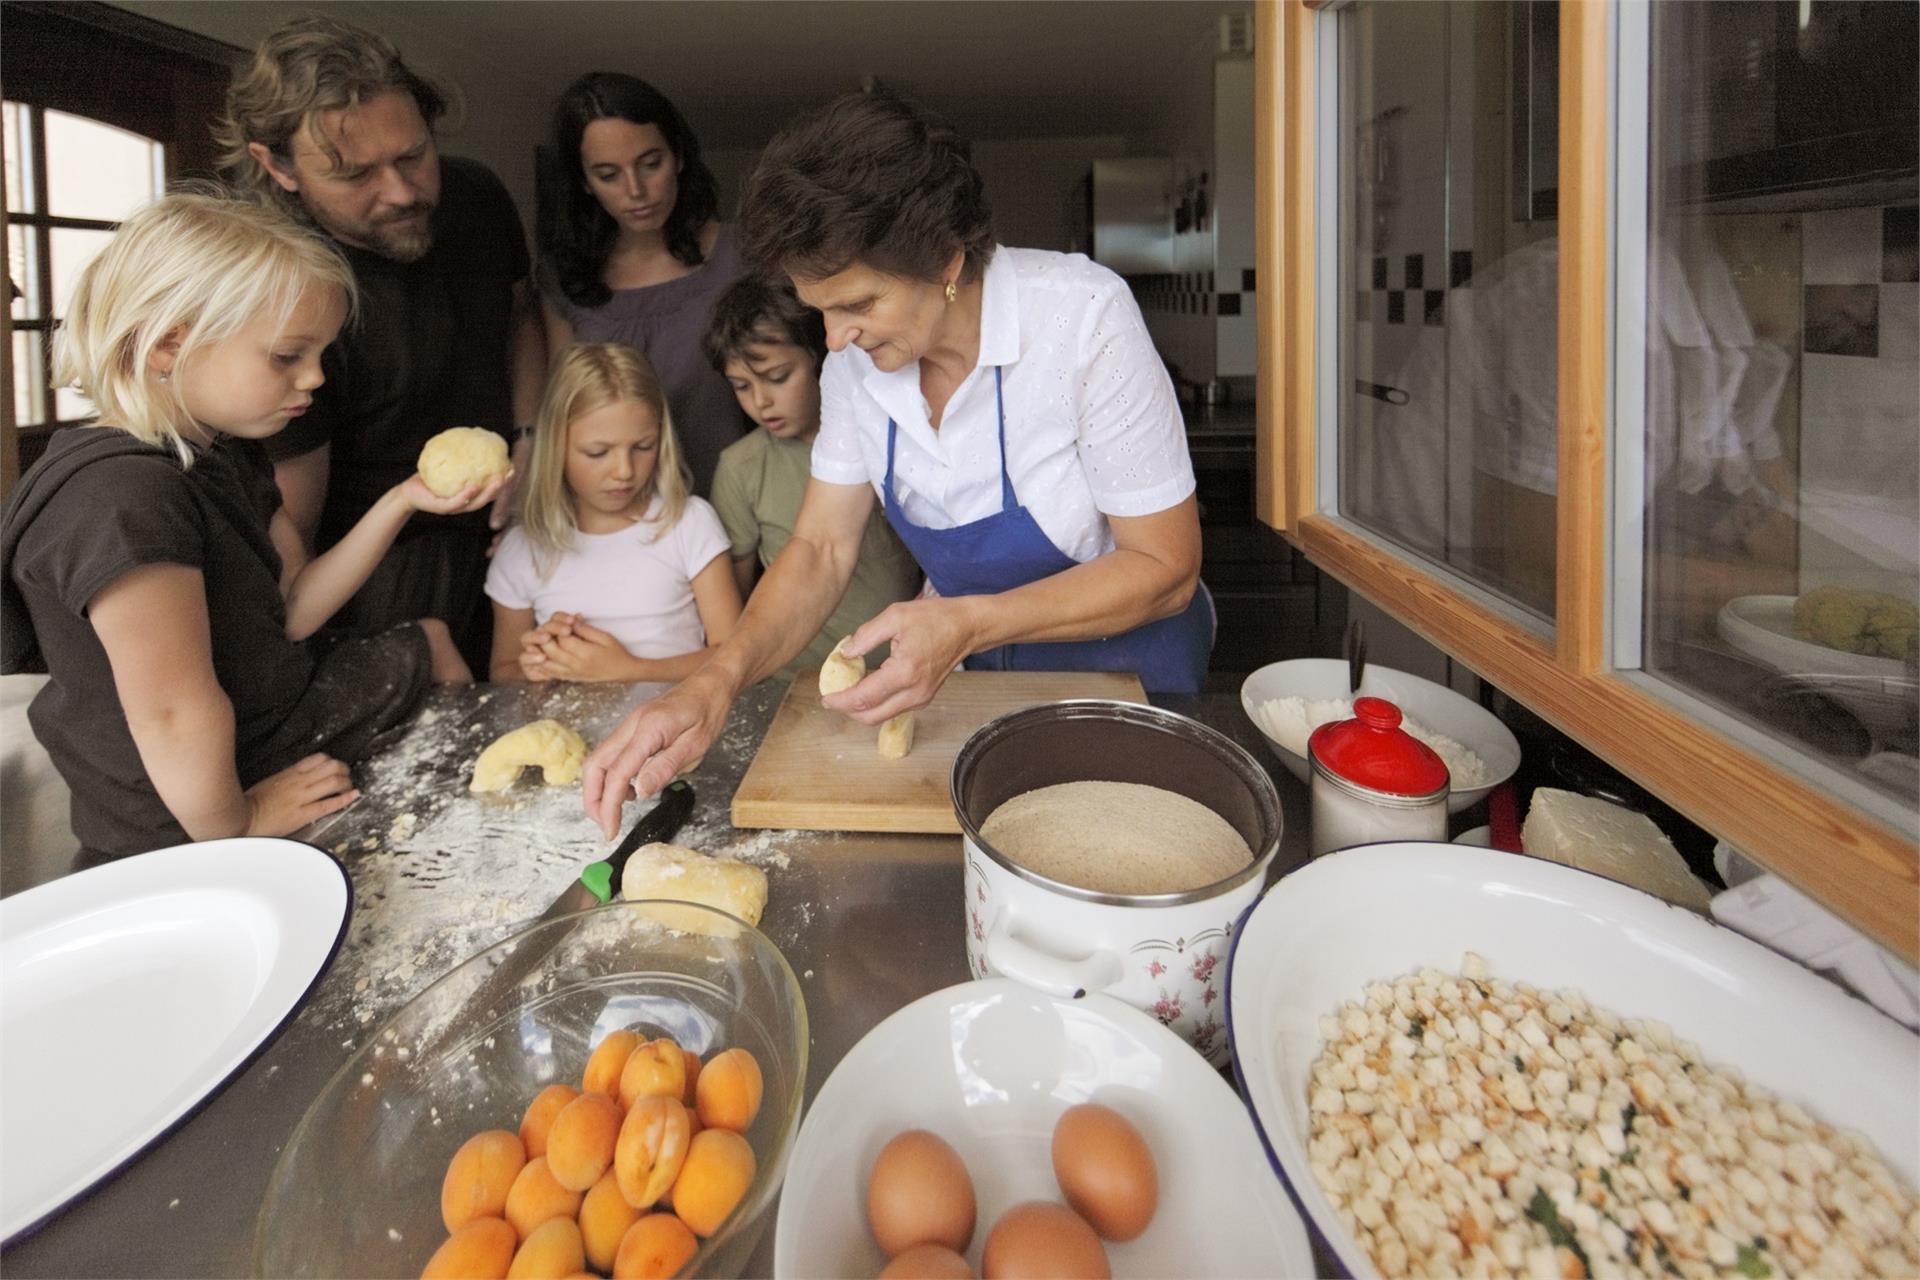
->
[255,901,807,1278]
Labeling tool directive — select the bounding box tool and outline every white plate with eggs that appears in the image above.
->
[772,977,1314,1278]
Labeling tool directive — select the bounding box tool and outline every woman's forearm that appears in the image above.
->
[961,546,1196,651]
[701,533,855,692]
[283,486,414,639]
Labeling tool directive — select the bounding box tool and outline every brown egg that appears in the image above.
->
[442,1131,529,1232]
[546,1093,622,1192]
[865,1130,977,1257]
[1049,1103,1157,1241]
[506,1217,586,1280]
[577,1170,640,1273]
[503,1156,584,1241]
[520,1084,580,1159]
[980,1201,1109,1280]
[880,1242,977,1278]
[423,1216,517,1280]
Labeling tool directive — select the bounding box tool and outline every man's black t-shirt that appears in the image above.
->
[268,156,530,547]
[9,430,316,856]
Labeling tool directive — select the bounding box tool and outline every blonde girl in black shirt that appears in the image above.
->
[0,192,506,859]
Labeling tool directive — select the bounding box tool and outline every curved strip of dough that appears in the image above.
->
[469,718,588,793]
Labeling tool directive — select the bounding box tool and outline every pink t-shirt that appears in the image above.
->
[485,495,730,660]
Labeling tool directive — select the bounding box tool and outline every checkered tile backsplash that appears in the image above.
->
[1358,250,1473,327]
[1124,267,1257,318]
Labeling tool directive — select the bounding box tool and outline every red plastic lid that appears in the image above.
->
[1307,697,1450,797]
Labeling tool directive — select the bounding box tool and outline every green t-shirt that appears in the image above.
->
[709,430,922,679]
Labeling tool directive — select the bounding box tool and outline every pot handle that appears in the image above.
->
[983,912,1124,998]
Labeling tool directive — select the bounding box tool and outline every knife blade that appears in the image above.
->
[539,778,696,923]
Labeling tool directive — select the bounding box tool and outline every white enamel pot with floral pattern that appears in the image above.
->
[951,700,1284,1066]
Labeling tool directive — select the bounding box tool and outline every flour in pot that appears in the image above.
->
[979,781,1252,895]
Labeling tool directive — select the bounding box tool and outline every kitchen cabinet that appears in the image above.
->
[1254,0,1917,959]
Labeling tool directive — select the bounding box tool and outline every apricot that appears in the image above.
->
[616,1038,688,1110]
[442,1131,528,1232]
[578,1169,641,1273]
[612,1213,698,1280]
[503,1156,583,1241]
[582,1030,642,1098]
[506,1217,585,1280]
[614,1094,692,1209]
[519,1084,580,1159]
[670,1128,755,1237]
[693,1047,763,1133]
[545,1092,622,1192]
[423,1216,516,1280]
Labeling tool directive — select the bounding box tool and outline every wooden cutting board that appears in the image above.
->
[731,670,1147,833]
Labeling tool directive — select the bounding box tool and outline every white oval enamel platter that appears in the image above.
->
[0,838,349,1241]
[1225,842,1920,1279]
[774,977,1315,1278]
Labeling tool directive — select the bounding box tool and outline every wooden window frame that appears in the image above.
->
[1254,0,1918,961]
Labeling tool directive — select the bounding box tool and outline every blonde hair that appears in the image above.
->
[54,188,357,463]
[522,343,691,574]
[214,14,452,211]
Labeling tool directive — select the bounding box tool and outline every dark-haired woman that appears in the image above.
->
[538,72,747,494]
[583,92,1213,832]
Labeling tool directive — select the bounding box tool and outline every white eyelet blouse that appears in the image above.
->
[810,246,1194,566]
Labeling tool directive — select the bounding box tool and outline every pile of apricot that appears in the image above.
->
[422,1030,765,1279]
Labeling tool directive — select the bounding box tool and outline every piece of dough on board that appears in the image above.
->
[876,711,915,760]
[818,636,865,695]
[470,719,588,793]
[621,842,769,937]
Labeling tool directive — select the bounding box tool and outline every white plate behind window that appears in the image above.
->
[0,838,348,1241]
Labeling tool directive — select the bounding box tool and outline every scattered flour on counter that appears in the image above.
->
[1255,694,1490,787]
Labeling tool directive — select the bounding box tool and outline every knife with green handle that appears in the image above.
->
[541,779,696,921]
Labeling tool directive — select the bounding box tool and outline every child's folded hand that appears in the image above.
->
[528,619,630,683]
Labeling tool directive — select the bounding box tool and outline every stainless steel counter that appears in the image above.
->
[1,678,1313,1278]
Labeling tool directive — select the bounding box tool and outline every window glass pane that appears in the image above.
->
[50,226,114,317]
[43,109,164,222]
[8,222,37,319]
[3,101,32,215]
[1336,1,1559,621]
[1642,2,1918,808]
[13,330,47,428]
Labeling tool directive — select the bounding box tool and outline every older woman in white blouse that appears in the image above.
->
[584,92,1211,829]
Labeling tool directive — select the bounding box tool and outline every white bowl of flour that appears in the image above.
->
[1241,658,1521,813]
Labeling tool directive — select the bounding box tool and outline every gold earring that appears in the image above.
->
[944,280,957,304]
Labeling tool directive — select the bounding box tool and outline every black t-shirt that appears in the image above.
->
[268,155,530,546]
[9,430,316,856]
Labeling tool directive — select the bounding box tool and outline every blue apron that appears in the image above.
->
[880,367,1214,694]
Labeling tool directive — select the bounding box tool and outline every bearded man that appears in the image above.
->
[216,15,543,666]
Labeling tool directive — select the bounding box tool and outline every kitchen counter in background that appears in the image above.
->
[1,678,1316,1278]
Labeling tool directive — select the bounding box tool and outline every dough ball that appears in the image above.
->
[470,719,588,793]
[620,842,768,938]
[818,636,865,696]
[418,426,511,497]
[876,711,915,760]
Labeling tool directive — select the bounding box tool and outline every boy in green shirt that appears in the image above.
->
[703,279,921,680]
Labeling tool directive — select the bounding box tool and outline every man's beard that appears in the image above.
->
[310,199,436,263]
